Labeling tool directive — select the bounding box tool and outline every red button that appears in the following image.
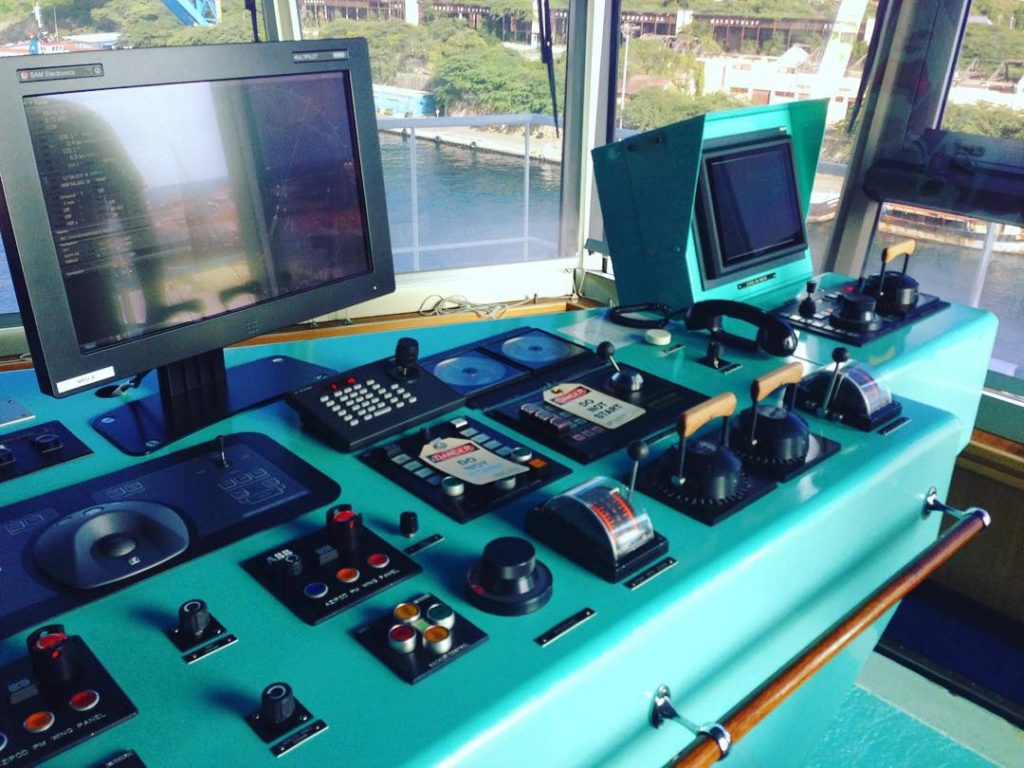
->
[23,711,54,734]
[367,553,390,569]
[70,689,100,712]
[34,632,66,651]
[331,506,355,524]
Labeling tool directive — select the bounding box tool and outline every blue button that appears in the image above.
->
[303,582,329,600]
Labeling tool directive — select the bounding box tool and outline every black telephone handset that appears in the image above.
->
[685,300,797,357]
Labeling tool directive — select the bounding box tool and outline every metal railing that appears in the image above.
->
[375,113,560,272]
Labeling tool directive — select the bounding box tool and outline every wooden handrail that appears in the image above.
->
[670,508,989,768]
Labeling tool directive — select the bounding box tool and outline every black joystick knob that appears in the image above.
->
[832,346,851,365]
[399,510,419,538]
[597,340,643,393]
[799,280,818,319]
[626,440,649,503]
[627,440,650,463]
[327,504,362,552]
[27,625,80,688]
[260,683,297,725]
[394,337,419,378]
[466,536,553,616]
[178,599,211,638]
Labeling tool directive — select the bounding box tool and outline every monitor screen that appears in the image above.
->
[26,72,371,355]
[694,132,808,287]
[0,39,394,401]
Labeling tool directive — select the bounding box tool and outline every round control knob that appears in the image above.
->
[399,510,419,538]
[33,433,63,454]
[832,346,851,365]
[260,683,296,725]
[596,341,616,362]
[466,536,553,616]
[441,476,465,497]
[178,599,211,638]
[95,532,137,559]
[830,292,879,331]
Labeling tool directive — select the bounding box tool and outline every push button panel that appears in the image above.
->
[0,625,136,768]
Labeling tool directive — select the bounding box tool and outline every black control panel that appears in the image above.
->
[359,416,571,523]
[242,505,422,625]
[0,433,339,638]
[354,593,488,684]
[0,625,137,767]
[774,282,950,346]
[286,338,465,451]
[0,420,91,486]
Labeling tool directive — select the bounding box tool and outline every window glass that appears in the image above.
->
[310,10,567,273]
[874,203,1023,377]
[945,2,1024,142]
[611,0,872,274]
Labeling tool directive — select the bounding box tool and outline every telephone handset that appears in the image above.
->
[684,300,797,357]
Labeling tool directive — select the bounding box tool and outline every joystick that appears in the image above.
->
[466,536,553,616]
[597,341,644,394]
[822,347,851,417]
[626,440,649,503]
[798,280,819,319]
[392,337,420,381]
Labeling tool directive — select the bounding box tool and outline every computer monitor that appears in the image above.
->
[592,100,825,310]
[692,129,808,289]
[0,39,395,454]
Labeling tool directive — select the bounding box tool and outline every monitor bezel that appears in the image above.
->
[0,39,394,398]
[692,128,809,290]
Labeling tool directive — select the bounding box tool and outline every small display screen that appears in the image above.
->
[705,141,805,267]
[24,71,371,352]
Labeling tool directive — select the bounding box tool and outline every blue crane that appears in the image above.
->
[162,0,220,26]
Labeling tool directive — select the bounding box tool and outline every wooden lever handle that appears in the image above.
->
[881,239,915,264]
[750,362,804,403]
[678,392,737,438]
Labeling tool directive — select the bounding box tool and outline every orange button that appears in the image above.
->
[23,711,55,734]
[336,567,360,583]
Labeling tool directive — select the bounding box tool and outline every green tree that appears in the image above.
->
[622,88,746,131]
[432,46,554,114]
[944,101,1024,142]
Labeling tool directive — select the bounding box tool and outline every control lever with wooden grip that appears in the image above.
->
[748,363,803,445]
[673,392,737,486]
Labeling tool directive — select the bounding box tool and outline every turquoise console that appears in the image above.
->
[0,296,995,767]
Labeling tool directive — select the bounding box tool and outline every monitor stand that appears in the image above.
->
[91,350,335,456]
